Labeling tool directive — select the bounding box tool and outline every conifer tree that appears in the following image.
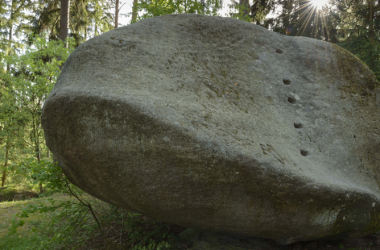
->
[0,0,34,186]
[330,0,380,80]
[133,0,222,22]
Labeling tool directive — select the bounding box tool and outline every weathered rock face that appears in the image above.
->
[41,14,380,244]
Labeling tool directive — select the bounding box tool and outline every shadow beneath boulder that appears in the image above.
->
[169,228,380,250]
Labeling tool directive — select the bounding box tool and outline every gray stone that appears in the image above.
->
[41,14,380,244]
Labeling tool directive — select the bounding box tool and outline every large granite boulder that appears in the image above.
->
[41,14,380,244]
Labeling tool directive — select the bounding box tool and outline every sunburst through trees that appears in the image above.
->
[279,0,333,40]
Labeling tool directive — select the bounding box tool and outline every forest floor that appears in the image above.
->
[1,188,380,250]
[0,191,76,249]
[0,193,72,237]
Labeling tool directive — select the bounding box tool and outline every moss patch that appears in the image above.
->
[333,44,379,98]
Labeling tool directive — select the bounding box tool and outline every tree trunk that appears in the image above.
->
[131,0,138,23]
[39,182,44,193]
[6,25,12,72]
[32,113,44,194]
[6,0,15,73]
[115,0,119,28]
[59,0,70,47]
[368,0,375,43]
[1,170,6,187]
[283,0,292,35]
[1,143,9,187]
[58,0,70,70]
[239,0,249,20]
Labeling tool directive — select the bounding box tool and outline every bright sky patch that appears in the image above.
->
[311,0,329,10]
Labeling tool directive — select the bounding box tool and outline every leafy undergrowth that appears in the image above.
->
[54,194,186,250]
[0,189,186,250]
[0,193,75,249]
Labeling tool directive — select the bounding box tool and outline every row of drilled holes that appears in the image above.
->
[283,78,309,156]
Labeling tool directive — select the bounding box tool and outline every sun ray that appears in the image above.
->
[277,0,332,40]
[299,7,316,37]
[295,3,316,36]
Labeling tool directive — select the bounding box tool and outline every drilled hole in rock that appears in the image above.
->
[354,135,356,138]
[276,49,283,54]
[294,123,303,128]
[288,97,296,104]
[301,150,309,156]
[283,79,291,85]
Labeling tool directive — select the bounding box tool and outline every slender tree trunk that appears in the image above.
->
[59,0,70,47]
[59,0,70,70]
[368,0,375,43]
[239,0,249,20]
[37,137,43,194]
[39,183,44,193]
[283,0,290,34]
[131,0,138,23]
[3,0,15,186]
[1,143,9,187]
[6,0,15,73]
[115,0,119,28]
[1,170,6,187]
[32,113,44,194]
[6,25,12,72]
[366,0,375,70]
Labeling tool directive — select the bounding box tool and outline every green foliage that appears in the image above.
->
[7,176,183,249]
[227,0,254,22]
[330,0,380,81]
[129,0,222,24]
[339,37,380,81]
[11,158,66,194]
[4,155,183,249]
[0,34,75,188]
[30,0,114,45]
[0,0,35,58]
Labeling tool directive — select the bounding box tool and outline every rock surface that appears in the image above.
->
[41,14,380,244]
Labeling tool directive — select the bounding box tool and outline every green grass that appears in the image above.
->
[0,234,47,250]
[0,188,184,250]
[0,193,77,250]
